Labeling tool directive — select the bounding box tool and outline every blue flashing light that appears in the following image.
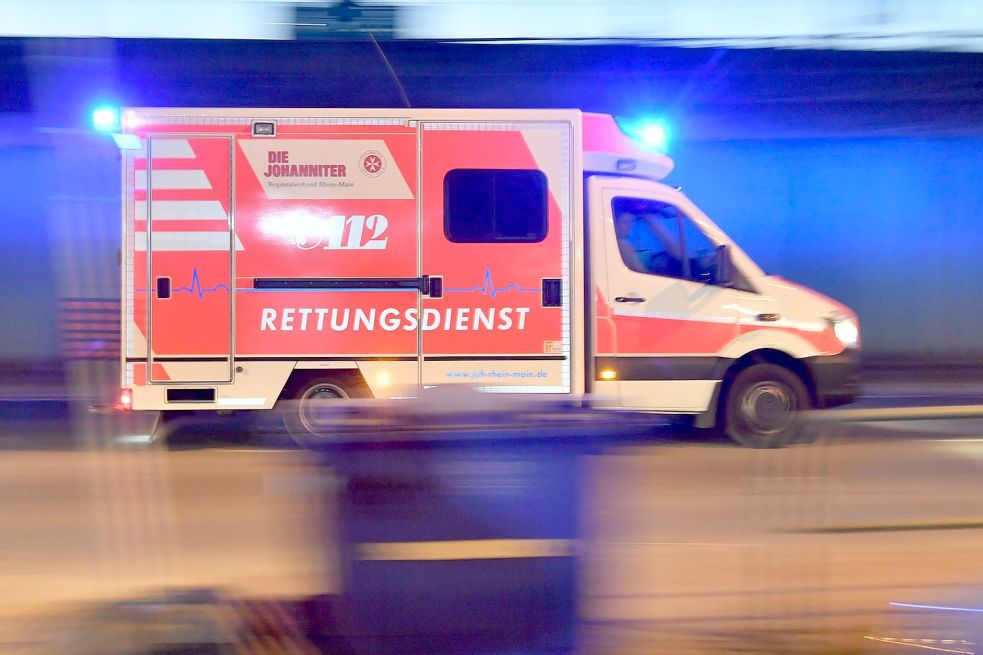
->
[618,117,671,153]
[639,123,669,150]
[92,105,120,133]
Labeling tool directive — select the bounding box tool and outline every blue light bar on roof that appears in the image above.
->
[616,116,671,154]
[92,105,120,133]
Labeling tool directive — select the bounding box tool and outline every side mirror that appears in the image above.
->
[712,245,735,286]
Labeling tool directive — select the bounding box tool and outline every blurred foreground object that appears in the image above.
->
[41,395,656,654]
[316,389,642,653]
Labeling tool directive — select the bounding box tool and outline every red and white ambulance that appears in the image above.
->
[118,108,860,447]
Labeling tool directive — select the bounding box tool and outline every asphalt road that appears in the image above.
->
[0,383,982,654]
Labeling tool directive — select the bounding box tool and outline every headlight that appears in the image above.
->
[828,314,860,349]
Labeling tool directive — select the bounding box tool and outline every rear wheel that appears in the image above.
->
[282,375,367,444]
[723,364,811,448]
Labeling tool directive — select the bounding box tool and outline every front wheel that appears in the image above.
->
[723,364,812,448]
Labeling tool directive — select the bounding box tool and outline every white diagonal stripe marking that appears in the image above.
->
[135,169,212,191]
[149,139,195,159]
[135,232,244,251]
[136,200,228,221]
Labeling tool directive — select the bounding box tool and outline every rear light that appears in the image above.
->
[119,388,133,409]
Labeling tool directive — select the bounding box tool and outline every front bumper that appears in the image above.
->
[804,350,861,408]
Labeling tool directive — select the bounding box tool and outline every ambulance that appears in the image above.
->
[117,108,860,447]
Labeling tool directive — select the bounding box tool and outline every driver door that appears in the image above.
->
[589,176,738,411]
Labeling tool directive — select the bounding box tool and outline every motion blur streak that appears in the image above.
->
[863,635,973,654]
[890,602,983,613]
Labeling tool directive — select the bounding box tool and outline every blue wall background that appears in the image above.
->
[0,144,60,360]
[669,137,983,358]
[1,39,981,363]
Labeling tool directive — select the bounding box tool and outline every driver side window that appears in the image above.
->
[612,196,723,284]
[680,214,718,283]
[612,197,686,280]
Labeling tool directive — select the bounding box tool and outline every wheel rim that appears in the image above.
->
[738,381,798,435]
[297,383,348,433]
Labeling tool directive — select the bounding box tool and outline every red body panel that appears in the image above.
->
[420,128,564,356]
[127,120,570,363]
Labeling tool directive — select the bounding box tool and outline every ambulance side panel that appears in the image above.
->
[121,110,583,410]
[418,120,576,393]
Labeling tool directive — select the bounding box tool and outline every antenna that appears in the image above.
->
[368,32,411,109]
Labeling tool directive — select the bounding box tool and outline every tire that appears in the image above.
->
[722,364,812,448]
[281,375,366,444]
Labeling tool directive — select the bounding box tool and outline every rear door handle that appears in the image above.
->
[615,296,645,303]
[156,276,171,299]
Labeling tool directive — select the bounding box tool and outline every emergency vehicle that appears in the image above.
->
[117,108,860,447]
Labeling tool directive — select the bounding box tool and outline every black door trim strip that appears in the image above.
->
[254,277,425,291]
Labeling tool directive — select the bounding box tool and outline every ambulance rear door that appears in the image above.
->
[588,175,738,411]
[144,135,234,384]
